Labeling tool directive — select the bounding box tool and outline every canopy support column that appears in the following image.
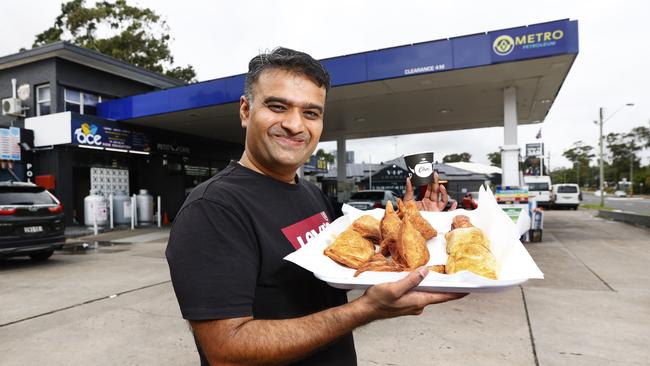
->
[336,138,347,203]
[501,86,521,187]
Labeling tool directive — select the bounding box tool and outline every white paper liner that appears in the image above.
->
[284,186,544,293]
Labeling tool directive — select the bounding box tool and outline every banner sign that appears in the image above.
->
[526,143,544,157]
[71,116,151,152]
[490,20,570,63]
[303,155,329,174]
[0,127,21,161]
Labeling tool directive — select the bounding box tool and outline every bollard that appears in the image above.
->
[109,193,114,229]
[157,196,161,228]
[131,194,136,230]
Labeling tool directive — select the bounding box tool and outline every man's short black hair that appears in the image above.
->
[244,47,331,101]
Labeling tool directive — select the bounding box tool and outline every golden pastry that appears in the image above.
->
[324,229,375,269]
[393,219,430,269]
[445,215,497,279]
[351,215,382,245]
[379,201,401,256]
[404,199,437,240]
[354,253,405,277]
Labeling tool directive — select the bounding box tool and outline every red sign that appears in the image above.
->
[281,211,330,250]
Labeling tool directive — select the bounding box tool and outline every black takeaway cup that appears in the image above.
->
[404,152,434,187]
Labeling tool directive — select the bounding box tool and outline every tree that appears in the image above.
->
[605,132,641,187]
[442,152,471,163]
[562,141,595,186]
[487,151,501,167]
[631,123,650,149]
[32,0,196,82]
[315,149,335,163]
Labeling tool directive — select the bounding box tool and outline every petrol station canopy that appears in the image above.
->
[98,19,578,146]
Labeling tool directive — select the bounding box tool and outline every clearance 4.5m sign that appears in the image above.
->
[489,20,576,63]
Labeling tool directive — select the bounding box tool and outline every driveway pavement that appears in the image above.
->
[1,211,648,365]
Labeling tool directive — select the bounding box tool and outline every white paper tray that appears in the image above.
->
[284,186,543,293]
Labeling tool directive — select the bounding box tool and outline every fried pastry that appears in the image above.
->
[393,220,430,269]
[427,264,446,274]
[352,215,382,244]
[404,200,437,240]
[353,253,405,277]
[445,215,497,279]
[451,215,472,230]
[324,229,375,269]
[379,201,401,256]
[396,198,406,220]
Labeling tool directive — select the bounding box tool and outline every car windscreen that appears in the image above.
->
[527,183,550,191]
[557,186,578,193]
[0,187,56,205]
[350,192,384,200]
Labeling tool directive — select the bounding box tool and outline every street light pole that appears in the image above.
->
[599,107,605,207]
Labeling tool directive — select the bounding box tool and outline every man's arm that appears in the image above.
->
[192,267,465,366]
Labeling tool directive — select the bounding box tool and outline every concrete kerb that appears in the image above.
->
[597,210,650,228]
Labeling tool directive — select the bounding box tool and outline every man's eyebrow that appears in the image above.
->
[263,96,324,114]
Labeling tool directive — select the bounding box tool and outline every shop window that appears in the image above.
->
[36,84,51,116]
[83,93,99,115]
[64,88,102,115]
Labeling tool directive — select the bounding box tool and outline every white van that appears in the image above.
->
[523,175,552,207]
[551,184,581,210]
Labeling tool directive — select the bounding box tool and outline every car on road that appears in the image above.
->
[0,182,65,261]
[551,183,581,210]
[346,190,398,210]
[614,190,627,197]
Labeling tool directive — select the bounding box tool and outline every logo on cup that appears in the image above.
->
[414,162,433,177]
[404,152,434,187]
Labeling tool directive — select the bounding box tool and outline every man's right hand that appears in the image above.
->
[356,267,467,320]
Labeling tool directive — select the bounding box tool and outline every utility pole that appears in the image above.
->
[599,107,605,207]
[630,153,634,196]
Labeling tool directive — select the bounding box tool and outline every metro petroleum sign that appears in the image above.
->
[490,20,574,63]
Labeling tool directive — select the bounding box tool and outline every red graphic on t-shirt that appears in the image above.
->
[281,211,330,250]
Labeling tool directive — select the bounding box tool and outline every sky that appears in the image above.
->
[2,0,649,168]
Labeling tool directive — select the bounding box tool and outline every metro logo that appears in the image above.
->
[514,30,564,45]
[281,211,331,250]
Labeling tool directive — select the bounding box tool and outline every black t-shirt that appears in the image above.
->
[166,162,357,365]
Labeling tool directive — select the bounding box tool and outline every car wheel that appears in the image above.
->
[29,249,54,261]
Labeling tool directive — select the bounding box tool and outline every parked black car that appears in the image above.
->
[0,182,65,261]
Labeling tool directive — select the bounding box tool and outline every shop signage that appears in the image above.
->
[0,127,21,161]
[490,20,569,63]
[156,142,191,155]
[70,117,151,152]
[526,143,544,157]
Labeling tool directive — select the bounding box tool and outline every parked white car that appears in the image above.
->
[346,190,398,210]
[551,184,581,210]
[614,190,627,197]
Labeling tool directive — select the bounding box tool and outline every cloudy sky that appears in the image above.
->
[3,0,649,168]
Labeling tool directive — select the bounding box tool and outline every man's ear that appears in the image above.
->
[240,95,250,128]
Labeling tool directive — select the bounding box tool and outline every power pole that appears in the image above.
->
[599,107,605,207]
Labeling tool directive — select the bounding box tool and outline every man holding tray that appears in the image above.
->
[166,47,465,366]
